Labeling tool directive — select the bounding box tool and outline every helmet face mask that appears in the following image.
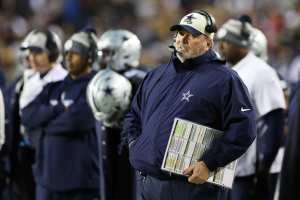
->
[98,30,141,72]
[86,69,132,127]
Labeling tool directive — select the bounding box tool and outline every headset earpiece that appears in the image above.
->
[195,10,217,34]
[85,31,98,66]
[240,20,251,40]
[45,30,59,62]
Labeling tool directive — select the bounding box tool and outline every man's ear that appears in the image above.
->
[207,38,213,48]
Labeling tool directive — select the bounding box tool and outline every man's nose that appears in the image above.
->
[65,52,72,61]
[28,54,35,62]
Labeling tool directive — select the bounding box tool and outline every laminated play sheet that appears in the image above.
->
[161,118,237,188]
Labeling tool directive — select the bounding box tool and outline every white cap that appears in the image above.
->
[216,19,254,48]
[21,31,48,51]
[170,12,216,39]
[20,30,62,54]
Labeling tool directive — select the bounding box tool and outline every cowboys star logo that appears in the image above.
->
[184,14,196,24]
[181,90,194,102]
[103,86,113,96]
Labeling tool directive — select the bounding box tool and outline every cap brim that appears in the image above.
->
[20,46,27,51]
[170,25,202,36]
[25,46,44,53]
[64,41,88,56]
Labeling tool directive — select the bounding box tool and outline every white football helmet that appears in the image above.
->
[86,69,132,127]
[97,29,141,72]
[250,28,268,61]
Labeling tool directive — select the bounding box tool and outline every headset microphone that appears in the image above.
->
[168,45,181,55]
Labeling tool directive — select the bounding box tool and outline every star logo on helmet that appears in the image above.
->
[122,36,129,41]
[103,86,113,96]
[184,14,196,24]
[105,76,111,82]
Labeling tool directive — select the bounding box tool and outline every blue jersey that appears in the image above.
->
[21,71,99,191]
[122,49,256,178]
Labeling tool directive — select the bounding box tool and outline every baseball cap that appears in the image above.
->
[64,31,98,65]
[170,12,216,39]
[21,31,48,52]
[216,18,254,48]
[64,32,92,56]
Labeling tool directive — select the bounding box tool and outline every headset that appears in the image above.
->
[239,16,251,40]
[26,29,60,63]
[63,29,98,67]
[44,30,60,62]
[169,10,217,54]
[195,10,217,34]
[84,30,98,66]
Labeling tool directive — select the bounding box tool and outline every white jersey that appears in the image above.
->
[20,63,68,109]
[0,89,4,149]
[233,52,286,177]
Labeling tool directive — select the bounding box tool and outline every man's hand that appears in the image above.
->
[183,161,210,184]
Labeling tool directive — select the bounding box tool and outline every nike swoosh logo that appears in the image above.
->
[241,107,251,112]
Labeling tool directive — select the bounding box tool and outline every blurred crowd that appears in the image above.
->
[1,0,300,86]
[0,0,300,200]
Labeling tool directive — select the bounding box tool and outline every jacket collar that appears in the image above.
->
[172,49,224,72]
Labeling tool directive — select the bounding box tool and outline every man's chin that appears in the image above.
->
[179,53,194,60]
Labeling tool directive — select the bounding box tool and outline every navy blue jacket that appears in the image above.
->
[21,71,99,191]
[279,83,300,200]
[122,49,256,178]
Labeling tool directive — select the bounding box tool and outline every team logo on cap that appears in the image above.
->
[184,14,196,24]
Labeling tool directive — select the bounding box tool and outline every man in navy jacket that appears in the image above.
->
[122,10,256,200]
[21,30,100,200]
[279,83,300,200]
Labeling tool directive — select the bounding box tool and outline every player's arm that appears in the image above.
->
[44,94,95,136]
[21,83,65,130]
